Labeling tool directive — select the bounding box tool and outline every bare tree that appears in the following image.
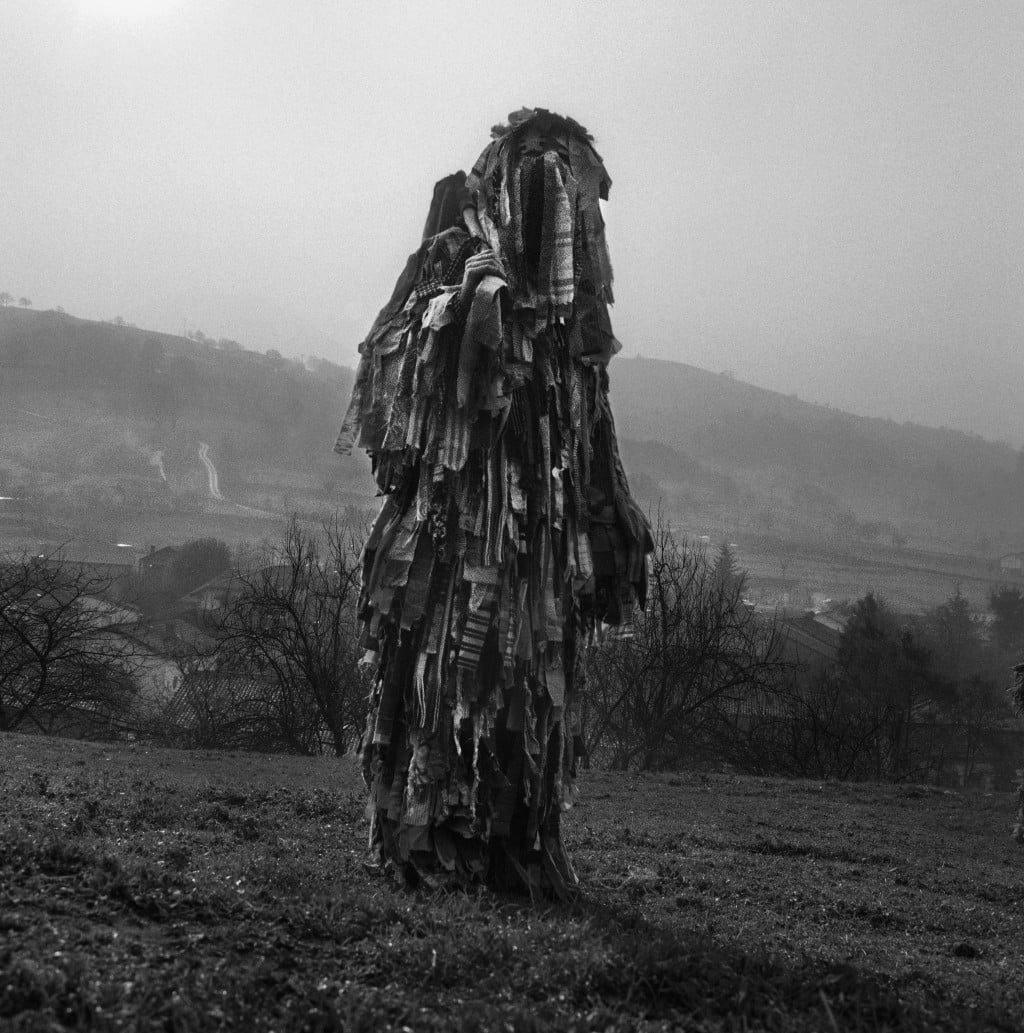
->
[715,665,917,781]
[0,550,138,734]
[213,516,365,755]
[148,669,284,752]
[583,517,788,770]
[720,593,958,783]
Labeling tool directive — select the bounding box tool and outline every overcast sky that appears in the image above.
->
[3,1,1022,440]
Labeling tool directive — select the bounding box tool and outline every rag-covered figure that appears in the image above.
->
[336,109,653,894]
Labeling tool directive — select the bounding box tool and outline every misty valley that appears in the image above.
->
[3,302,1022,611]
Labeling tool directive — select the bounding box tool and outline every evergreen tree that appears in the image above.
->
[712,542,744,594]
[988,586,1024,655]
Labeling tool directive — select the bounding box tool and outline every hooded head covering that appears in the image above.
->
[422,170,472,241]
[465,108,615,325]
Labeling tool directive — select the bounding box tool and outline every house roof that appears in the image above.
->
[77,594,142,627]
[179,565,294,606]
[780,613,843,663]
[128,617,217,655]
[140,545,180,563]
[164,670,278,726]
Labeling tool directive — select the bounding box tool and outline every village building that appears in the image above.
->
[137,544,180,579]
[997,552,1024,577]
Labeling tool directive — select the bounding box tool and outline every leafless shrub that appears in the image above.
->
[209,515,366,755]
[582,518,789,771]
[0,549,140,735]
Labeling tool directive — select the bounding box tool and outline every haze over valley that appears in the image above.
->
[3,303,1020,614]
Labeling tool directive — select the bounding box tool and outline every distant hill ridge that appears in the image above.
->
[2,306,1022,553]
[0,305,352,460]
[607,355,1022,549]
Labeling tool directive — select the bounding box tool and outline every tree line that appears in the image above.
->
[583,520,1021,787]
[3,519,1022,787]
[710,587,1019,787]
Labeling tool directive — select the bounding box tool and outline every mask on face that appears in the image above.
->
[465,108,615,325]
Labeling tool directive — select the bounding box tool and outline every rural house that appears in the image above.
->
[998,552,1024,576]
[138,544,180,580]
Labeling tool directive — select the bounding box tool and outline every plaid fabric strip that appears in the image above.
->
[511,163,525,258]
[382,332,418,452]
[456,320,479,410]
[575,527,594,584]
[334,353,371,456]
[373,640,406,745]
[583,205,615,300]
[438,406,470,472]
[380,507,420,590]
[568,367,586,519]
[543,580,562,643]
[399,530,434,629]
[442,234,480,283]
[493,448,509,565]
[463,561,500,585]
[539,411,551,519]
[414,277,445,301]
[509,389,528,441]
[415,462,432,521]
[483,447,500,565]
[496,577,512,663]
[509,459,526,514]
[540,153,576,309]
[473,473,488,539]
[422,561,451,656]
[573,203,585,292]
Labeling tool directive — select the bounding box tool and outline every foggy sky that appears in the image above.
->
[3,1,1022,441]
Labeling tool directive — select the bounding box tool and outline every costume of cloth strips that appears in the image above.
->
[336,109,653,894]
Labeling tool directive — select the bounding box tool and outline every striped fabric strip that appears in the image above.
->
[456,608,491,673]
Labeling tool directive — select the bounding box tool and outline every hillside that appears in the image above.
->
[0,307,368,551]
[609,357,1023,553]
[0,306,357,474]
[2,306,1021,609]
[2,733,1021,1031]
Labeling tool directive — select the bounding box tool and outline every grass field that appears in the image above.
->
[2,734,1022,1032]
